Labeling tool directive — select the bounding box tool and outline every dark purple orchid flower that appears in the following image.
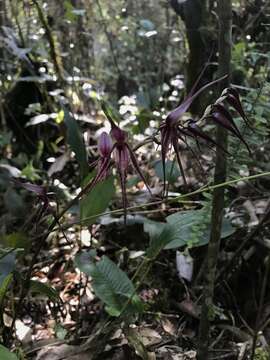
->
[108,118,152,223]
[85,112,152,223]
[83,131,113,195]
[204,88,252,155]
[159,75,251,194]
[160,74,227,192]
[221,87,251,128]
[12,179,72,244]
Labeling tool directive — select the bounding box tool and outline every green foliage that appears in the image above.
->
[21,161,41,181]
[1,233,28,250]
[55,323,68,340]
[64,109,88,178]
[0,252,16,287]
[1,0,270,353]
[80,173,116,225]
[75,252,143,316]
[29,280,60,302]
[0,274,13,304]
[154,160,180,184]
[101,100,122,124]
[0,345,18,360]
[145,202,235,258]
[254,348,270,360]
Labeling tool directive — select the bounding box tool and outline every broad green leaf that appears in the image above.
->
[64,109,88,178]
[165,211,235,249]
[74,252,143,316]
[144,219,166,243]
[29,280,60,302]
[146,223,178,259]
[0,345,18,360]
[145,210,236,255]
[0,252,16,286]
[80,174,115,225]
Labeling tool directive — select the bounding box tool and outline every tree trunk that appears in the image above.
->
[170,0,214,115]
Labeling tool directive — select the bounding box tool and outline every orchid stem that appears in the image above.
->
[55,171,270,231]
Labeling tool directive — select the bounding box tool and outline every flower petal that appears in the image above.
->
[222,88,250,127]
[172,138,187,186]
[166,75,228,124]
[210,110,251,154]
[98,132,113,157]
[126,143,152,195]
[187,120,228,154]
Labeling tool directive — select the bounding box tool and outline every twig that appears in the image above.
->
[32,0,64,83]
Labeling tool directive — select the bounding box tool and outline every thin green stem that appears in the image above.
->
[56,171,270,231]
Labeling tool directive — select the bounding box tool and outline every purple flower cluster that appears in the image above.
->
[17,75,251,224]
[90,77,250,220]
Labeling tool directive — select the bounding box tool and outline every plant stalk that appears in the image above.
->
[197,0,232,358]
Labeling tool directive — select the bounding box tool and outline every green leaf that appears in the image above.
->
[0,345,18,360]
[64,108,88,178]
[0,252,16,287]
[29,280,60,302]
[0,274,13,304]
[165,211,235,249]
[64,0,76,22]
[74,252,143,316]
[146,222,181,259]
[101,100,121,124]
[144,219,166,241]
[80,173,115,225]
[21,161,41,181]
[145,210,236,255]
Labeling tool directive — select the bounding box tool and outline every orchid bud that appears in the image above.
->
[222,87,250,127]
[98,132,113,158]
[205,102,251,155]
